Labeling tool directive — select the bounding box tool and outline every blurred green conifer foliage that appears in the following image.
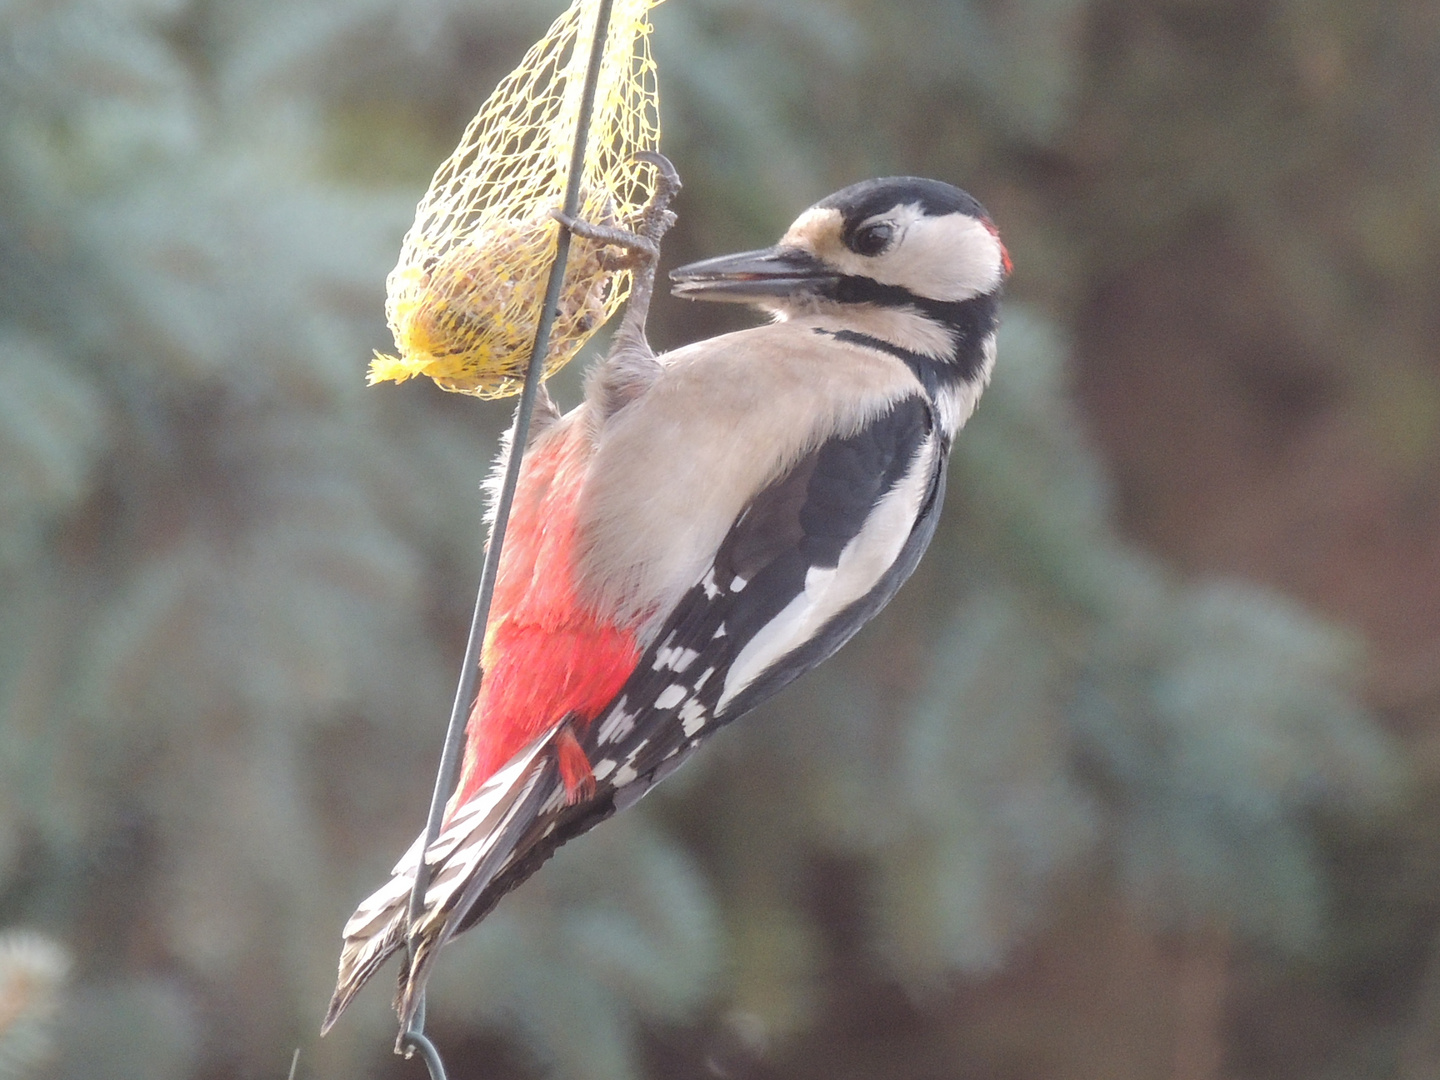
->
[0,1,1411,1078]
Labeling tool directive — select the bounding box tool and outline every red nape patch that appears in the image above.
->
[983,217,1013,277]
[554,727,596,804]
[452,421,641,811]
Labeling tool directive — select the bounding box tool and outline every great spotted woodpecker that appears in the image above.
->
[323,159,1008,1033]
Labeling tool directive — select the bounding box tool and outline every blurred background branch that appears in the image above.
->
[0,0,1435,1078]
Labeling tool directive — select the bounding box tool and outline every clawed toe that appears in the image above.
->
[549,208,659,260]
[549,153,681,266]
[634,151,682,201]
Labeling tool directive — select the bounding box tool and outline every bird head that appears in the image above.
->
[669,177,1010,318]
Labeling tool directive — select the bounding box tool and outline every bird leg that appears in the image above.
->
[550,151,681,359]
[554,153,682,418]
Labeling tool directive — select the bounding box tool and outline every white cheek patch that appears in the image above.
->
[783,204,1004,303]
[869,211,1005,302]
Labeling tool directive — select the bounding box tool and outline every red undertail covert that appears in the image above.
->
[454,422,639,810]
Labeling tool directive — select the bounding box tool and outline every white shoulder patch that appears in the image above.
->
[935,332,998,438]
[716,432,940,711]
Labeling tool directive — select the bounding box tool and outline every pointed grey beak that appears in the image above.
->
[669,246,837,302]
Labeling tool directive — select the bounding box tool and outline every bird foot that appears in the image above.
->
[551,210,659,267]
[631,149,683,252]
[568,154,683,417]
[549,152,681,272]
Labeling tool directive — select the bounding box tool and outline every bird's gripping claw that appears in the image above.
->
[551,151,681,357]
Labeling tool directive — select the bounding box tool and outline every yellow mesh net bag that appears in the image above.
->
[368,0,664,397]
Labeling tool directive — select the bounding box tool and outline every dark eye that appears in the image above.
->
[850,221,895,256]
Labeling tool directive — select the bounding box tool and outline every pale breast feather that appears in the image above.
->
[572,320,921,635]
